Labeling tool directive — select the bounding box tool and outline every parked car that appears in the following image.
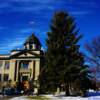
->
[4,87,15,95]
[4,87,22,95]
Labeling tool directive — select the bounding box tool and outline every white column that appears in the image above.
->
[9,60,16,81]
[16,61,19,81]
[2,60,5,82]
[34,59,40,80]
[34,59,40,94]
[29,60,33,80]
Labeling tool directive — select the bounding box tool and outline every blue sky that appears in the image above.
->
[0,0,100,54]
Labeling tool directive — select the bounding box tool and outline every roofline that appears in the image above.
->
[11,49,42,52]
[0,54,10,56]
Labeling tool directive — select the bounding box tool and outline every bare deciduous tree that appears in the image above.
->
[85,36,100,80]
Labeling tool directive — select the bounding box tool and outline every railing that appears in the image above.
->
[19,68,31,73]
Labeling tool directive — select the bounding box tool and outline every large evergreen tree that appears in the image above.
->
[43,11,90,95]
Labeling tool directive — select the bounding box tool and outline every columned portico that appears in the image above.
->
[8,58,40,93]
[9,59,40,82]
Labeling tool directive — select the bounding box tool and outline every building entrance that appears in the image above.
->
[22,76,28,81]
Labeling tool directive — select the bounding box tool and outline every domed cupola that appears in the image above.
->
[24,33,41,50]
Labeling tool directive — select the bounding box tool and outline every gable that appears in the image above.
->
[18,53,35,57]
[10,50,40,59]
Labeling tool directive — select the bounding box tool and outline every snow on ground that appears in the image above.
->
[45,94,100,100]
[8,95,100,100]
[10,96,28,100]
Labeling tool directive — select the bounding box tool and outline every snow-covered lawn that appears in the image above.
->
[10,96,28,100]
[8,95,100,100]
[2,90,100,100]
[45,95,100,100]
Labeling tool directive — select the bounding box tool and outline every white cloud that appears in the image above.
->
[0,0,54,13]
[19,28,34,34]
[0,26,5,30]
[11,0,55,4]
[29,21,35,24]
[70,11,91,15]
[11,5,54,13]
[0,0,98,16]
[0,2,11,8]
[0,36,25,53]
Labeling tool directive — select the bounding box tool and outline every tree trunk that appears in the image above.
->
[69,84,72,95]
[69,83,75,96]
[65,84,70,96]
[65,83,75,96]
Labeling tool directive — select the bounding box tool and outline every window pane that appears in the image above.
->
[0,61,3,68]
[22,76,28,81]
[5,61,10,69]
[4,74,9,81]
[0,74,2,81]
[29,44,33,49]
[21,62,29,69]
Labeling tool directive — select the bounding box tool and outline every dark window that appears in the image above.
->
[21,62,29,69]
[25,45,27,50]
[36,45,39,49]
[4,74,9,81]
[5,61,10,69]
[33,61,35,79]
[14,61,17,81]
[0,61,3,68]
[29,44,33,49]
[22,76,28,81]
[0,74,2,81]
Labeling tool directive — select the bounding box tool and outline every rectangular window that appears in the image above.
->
[4,74,9,81]
[0,74,2,81]
[5,61,10,69]
[0,61,3,68]
[21,62,29,69]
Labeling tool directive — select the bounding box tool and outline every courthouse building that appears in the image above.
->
[0,34,44,92]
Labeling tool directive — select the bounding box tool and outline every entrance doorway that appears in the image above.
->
[22,76,28,81]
